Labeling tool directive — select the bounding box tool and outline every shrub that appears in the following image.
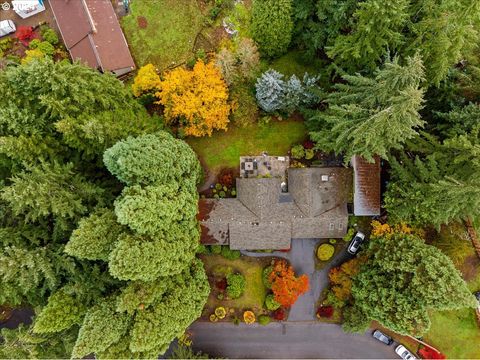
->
[236,38,260,81]
[316,305,334,319]
[21,49,45,64]
[218,170,234,188]
[210,245,222,254]
[262,265,273,289]
[215,307,226,319]
[36,41,55,56]
[155,60,231,137]
[255,69,285,112]
[0,38,13,52]
[305,148,315,160]
[230,189,237,197]
[217,293,224,300]
[329,239,337,244]
[28,39,41,49]
[303,140,314,149]
[265,294,281,311]
[343,228,355,242]
[209,314,218,322]
[197,244,209,254]
[132,64,161,97]
[251,0,293,58]
[291,144,305,159]
[418,347,446,359]
[221,246,241,260]
[258,315,271,326]
[16,26,34,42]
[273,308,285,321]
[226,273,246,299]
[41,28,59,45]
[243,310,256,324]
[317,244,335,261]
[219,191,226,198]
[215,183,223,190]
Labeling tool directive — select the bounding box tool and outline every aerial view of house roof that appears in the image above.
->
[49,0,135,76]
[199,166,352,250]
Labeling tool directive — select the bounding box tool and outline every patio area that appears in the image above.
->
[239,154,290,180]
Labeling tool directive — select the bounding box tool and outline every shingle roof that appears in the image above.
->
[351,155,381,216]
[288,167,352,217]
[199,167,352,250]
[49,0,135,76]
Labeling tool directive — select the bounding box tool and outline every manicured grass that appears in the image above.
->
[121,0,205,69]
[201,254,269,315]
[423,222,480,358]
[187,120,307,173]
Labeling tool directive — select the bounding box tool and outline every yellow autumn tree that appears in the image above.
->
[132,64,161,97]
[155,60,231,137]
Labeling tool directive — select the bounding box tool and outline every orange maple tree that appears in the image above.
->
[268,259,309,307]
[328,258,361,301]
[155,60,231,137]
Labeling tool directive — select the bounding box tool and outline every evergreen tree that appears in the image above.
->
[251,0,293,58]
[328,0,409,72]
[308,55,425,162]
[64,208,124,261]
[255,69,286,112]
[1,162,103,222]
[344,232,477,335]
[103,133,201,187]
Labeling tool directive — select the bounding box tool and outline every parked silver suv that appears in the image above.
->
[347,231,365,255]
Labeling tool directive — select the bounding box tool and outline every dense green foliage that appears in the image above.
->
[0,60,208,358]
[251,0,293,58]
[308,55,425,162]
[344,233,477,335]
[293,0,480,85]
[226,273,246,299]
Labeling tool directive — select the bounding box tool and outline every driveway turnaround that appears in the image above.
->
[189,321,397,359]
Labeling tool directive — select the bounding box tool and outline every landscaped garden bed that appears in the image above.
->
[199,249,309,325]
[314,238,347,271]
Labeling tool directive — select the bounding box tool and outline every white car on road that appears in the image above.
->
[395,345,416,360]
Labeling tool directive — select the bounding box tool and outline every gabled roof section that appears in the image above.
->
[352,155,381,216]
[236,177,282,218]
[288,167,352,217]
[229,221,291,250]
[49,0,135,76]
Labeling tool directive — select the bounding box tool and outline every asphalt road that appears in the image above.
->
[189,321,398,359]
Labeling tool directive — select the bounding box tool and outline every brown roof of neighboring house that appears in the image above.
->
[352,155,381,216]
[48,0,135,76]
[199,167,352,250]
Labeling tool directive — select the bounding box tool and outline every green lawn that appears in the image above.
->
[269,50,322,77]
[121,0,205,69]
[187,120,307,173]
[424,223,480,358]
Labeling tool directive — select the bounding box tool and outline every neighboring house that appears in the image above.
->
[49,0,135,76]
[351,155,381,216]
[199,162,353,250]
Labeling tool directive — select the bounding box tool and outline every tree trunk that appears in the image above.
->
[464,217,480,259]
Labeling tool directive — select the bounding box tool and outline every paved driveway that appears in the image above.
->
[189,321,397,359]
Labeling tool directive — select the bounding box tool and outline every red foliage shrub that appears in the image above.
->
[272,308,285,321]
[418,347,446,359]
[215,278,227,291]
[316,305,334,318]
[218,169,234,188]
[268,259,309,307]
[303,140,315,149]
[16,26,34,42]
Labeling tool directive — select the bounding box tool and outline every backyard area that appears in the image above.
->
[187,120,307,175]
[121,0,207,69]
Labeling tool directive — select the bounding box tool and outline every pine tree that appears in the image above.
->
[308,55,425,162]
[255,69,286,112]
[328,0,410,72]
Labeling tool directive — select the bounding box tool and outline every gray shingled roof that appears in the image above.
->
[199,167,352,250]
